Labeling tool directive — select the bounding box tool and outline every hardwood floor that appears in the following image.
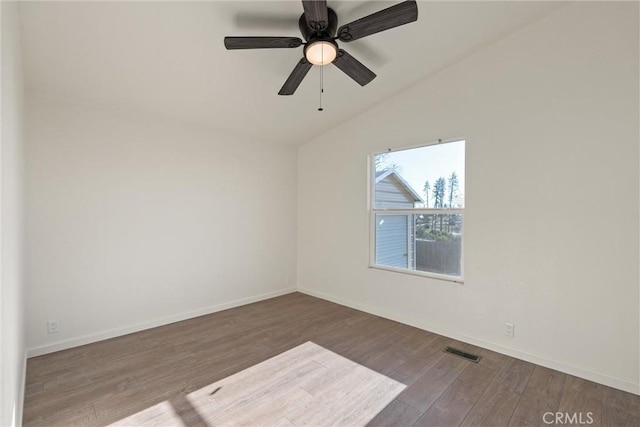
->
[23,292,640,427]
[111,341,405,426]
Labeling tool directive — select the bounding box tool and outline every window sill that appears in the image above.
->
[369,264,464,284]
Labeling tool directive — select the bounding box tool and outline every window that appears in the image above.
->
[370,140,465,282]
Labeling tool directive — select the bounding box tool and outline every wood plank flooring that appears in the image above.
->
[23,292,640,427]
[112,341,405,426]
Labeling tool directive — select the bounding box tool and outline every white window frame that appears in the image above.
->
[369,139,465,284]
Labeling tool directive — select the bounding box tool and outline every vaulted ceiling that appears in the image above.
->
[20,1,567,145]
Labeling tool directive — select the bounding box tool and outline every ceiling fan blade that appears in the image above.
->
[302,0,329,31]
[278,58,313,95]
[224,37,303,50]
[337,0,418,42]
[332,49,376,86]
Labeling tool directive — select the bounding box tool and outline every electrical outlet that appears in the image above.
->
[505,322,514,337]
[47,320,58,334]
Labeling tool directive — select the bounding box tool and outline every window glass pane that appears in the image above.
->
[415,213,462,276]
[375,214,412,269]
[373,141,465,209]
[374,213,463,277]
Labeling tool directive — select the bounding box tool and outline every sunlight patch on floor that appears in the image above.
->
[111,341,406,426]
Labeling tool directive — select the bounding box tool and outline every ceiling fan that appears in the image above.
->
[224,0,418,96]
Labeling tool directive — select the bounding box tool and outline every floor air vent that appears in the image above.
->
[443,346,481,363]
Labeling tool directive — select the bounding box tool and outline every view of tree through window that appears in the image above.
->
[372,141,465,280]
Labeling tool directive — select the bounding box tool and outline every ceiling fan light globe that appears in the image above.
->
[305,41,337,66]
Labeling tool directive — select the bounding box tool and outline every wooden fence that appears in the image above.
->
[415,239,461,276]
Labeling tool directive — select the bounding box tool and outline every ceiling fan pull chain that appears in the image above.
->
[318,48,324,111]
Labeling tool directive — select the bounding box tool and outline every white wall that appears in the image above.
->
[25,95,297,354]
[0,1,26,425]
[298,2,639,393]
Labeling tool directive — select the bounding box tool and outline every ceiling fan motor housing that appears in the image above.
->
[299,8,338,42]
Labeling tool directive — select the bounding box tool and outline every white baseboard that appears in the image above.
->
[26,287,296,358]
[298,287,640,396]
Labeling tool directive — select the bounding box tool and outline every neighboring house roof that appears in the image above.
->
[375,169,424,203]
